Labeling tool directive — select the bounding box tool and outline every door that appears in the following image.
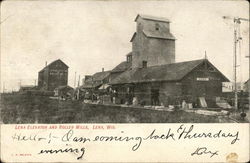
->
[151,89,159,106]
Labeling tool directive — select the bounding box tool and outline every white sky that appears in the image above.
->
[1,0,249,91]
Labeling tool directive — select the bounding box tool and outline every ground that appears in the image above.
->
[0,93,248,123]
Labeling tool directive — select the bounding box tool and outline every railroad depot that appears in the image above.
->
[110,59,229,107]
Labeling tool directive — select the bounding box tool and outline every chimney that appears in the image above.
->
[45,61,47,67]
[102,68,104,72]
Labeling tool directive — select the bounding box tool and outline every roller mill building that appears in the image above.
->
[110,14,230,107]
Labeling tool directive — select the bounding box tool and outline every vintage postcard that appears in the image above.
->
[0,0,249,162]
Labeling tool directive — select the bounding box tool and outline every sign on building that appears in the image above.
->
[196,77,209,81]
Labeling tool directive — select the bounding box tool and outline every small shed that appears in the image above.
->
[54,85,74,99]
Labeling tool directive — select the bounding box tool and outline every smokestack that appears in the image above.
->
[45,61,47,67]
[102,68,104,72]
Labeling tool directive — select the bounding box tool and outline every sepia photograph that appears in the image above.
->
[0,0,249,124]
[0,0,249,162]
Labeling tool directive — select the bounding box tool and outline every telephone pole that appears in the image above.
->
[78,75,80,87]
[246,55,250,109]
[223,16,249,110]
[74,71,77,88]
[233,20,238,110]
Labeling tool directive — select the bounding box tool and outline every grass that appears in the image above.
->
[0,93,225,123]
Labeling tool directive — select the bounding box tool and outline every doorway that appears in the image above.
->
[151,89,159,106]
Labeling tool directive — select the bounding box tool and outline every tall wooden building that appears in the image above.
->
[130,14,175,68]
[38,59,69,91]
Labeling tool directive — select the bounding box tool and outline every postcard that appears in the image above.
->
[0,0,249,162]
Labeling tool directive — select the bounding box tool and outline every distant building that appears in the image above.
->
[110,52,132,82]
[236,82,245,92]
[82,69,111,90]
[54,85,74,99]
[38,59,69,91]
[222,82,234,92]
[19,85,35,92]
[222,82,245,92]
[82,75,92,86]
[130,14,176,68]
[244,79,250,92]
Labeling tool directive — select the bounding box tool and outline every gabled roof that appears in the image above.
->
[85,71,111,82]
[130,33,137,42]
[111,61,132,73]
[245,78,250,84]
[143,29,175,40]
[39,59,68,72]
[130,30,175,42]
[82,70,111,89]
[110,59,229,85]
[135,14,170,23]
[81,82,101,89]
[55,85,73,90]
[47,59,69,68]
[93,71,111,81]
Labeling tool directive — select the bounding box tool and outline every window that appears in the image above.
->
[208,66,216,72]
[142,61,147,68]
[155,23,160,30]
[127,55,132,62]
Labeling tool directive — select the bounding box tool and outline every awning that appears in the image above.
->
[81,83,101,89]
[98,84,110,90]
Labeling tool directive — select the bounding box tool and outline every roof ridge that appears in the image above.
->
[110,59,230,85]
[94,70,111,74]
[136,14,170,23]
[142,30,176,40]
[142,59,205,69]
[39,59,68,72]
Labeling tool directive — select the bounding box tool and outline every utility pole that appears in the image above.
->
[233,20,238,110]
[246,55,250,110]
[223,16,249,110]
[92,76,94,102]
[19,79,22,90]
[78,75,80,87]
[74,71,76,88]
